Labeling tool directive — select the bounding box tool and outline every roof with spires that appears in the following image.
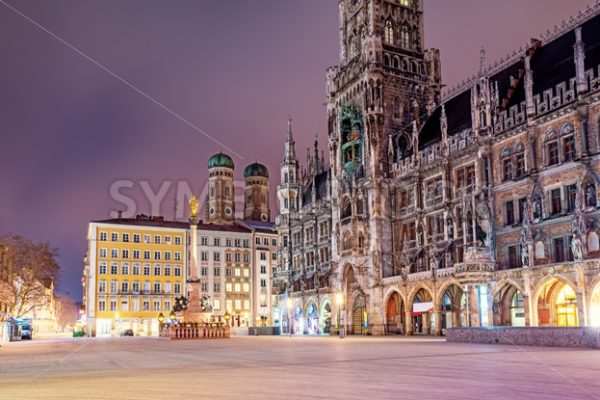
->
[416,4,600,148]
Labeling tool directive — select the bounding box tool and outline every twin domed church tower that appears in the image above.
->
[206,153,270,224]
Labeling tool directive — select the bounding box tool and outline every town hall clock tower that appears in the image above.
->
[328,0,441,334]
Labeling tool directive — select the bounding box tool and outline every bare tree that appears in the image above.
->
[0,235,60,318]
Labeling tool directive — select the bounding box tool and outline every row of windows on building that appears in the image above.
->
[98,296,261,313]
[199,236,276,247]
[504,236,576,269]
[199,250,275,263]
[290,248,332,269]
[503,184,593,226]
[199,267,250,278]
[98,262,182,277]
[199,281,266,293]
[285,223,330,247]
[99,232,183,245]
[98,298,173,313]
[501,129,576,182]
[98,280,182,295]
[394,164,476,213]
[99,248,182,261]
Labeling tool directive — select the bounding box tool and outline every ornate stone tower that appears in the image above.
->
[206,153,235,225]
[277,118,300,215]
[243,162,270,222]
[328,0,441,335]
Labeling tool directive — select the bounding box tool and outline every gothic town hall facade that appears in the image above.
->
[273,0,600,336]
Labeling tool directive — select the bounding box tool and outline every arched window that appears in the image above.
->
[545,129,559,166]
[384,20,394,44]
[561,123,576,162]
[383,53,390,66]
[341,197,352,221]
[513,142,525,179]
[501,147,512,181]
[400,25,411,49]
[393,56,399,69]
[349,35,357,58]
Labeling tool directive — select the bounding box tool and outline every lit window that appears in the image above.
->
[384,20,394,44]
[400,25,410,49]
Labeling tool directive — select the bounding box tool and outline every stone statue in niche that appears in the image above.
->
[428,247,438,271]
[475,194,492,248]
[531,196,542,221]
[571,234,583,261]
[521,242,530,267]
[586,184,596,208]
[446,218,454,239]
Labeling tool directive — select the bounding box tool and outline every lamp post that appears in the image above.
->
[336,292,345,339]
[169,311,176,323]
[463,285,471,328]
[158,312,165,334]
[286,297,293,337]
[224,311,231,327]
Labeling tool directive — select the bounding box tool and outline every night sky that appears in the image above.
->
[0,0,593,299]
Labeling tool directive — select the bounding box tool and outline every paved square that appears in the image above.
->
[1,336,599,400]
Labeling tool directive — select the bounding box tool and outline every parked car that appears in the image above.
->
[121,329,134,337]
[21,324,32,340]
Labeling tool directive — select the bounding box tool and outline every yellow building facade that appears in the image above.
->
[84,215,188,337]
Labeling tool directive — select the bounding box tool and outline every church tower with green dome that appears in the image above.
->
[243,162,270,221]
[207,152,235,224]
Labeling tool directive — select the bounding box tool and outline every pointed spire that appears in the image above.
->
[479,46,486,76]
[313,133,320,175]
[283,117,297,164]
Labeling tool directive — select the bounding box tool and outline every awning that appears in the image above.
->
[412,302,434,313]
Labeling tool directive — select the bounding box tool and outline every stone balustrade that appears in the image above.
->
[447,327,600,349]
[160,323,230,340]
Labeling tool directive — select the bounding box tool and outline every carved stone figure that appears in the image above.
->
[571,234,583,261]
[532,196,542,220]
[447,218,454,239]
[521,242,530,268]
[586,184,596,208]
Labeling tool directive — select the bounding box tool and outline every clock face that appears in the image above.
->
[260,213,268,222]
[209,207,215,215]
[225,207,232,215]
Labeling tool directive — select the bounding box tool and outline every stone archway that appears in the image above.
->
[439,284,464,332]
[280,305,289,335]
[495,284,526,327]
[291,303,304,334]
[536,278,578,327]
[320,299,332,335]
[351,294,368,335]
[410,287,434,335]
[305,299,319,335]
[385,290,405,335]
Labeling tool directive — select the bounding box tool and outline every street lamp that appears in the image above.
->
[336,292,345,339]
[286,297,293,337]
[158,312,165,333]
[224,311,231,327]
[169,311,176,323]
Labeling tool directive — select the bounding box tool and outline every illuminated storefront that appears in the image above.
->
[537,279,579,327]
[306,303,318,335]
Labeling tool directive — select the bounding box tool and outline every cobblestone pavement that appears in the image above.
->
[0,336,599,400]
